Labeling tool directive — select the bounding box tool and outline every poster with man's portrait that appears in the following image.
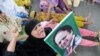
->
[44,12,82,56]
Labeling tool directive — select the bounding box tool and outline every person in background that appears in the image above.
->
[30,10,92,27]
[63,0,81,14]
[39,0,92,27]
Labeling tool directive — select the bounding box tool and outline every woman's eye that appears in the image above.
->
[59,41,61,45]
[38,24,41,26]
[34,26,37,30]
[41,30,44,32]
[62,36,66,40]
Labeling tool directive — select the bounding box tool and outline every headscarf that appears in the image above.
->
[17,19,56,56]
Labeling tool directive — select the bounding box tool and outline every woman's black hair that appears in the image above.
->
[58,25,73,33]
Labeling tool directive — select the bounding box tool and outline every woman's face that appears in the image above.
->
[55,30,73,49]
[31,23,46,38]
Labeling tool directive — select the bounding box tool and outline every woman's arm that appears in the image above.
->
[46,4,54,20]
[7,27,19,52]
[63,0,71,11]
[3,27,19,56]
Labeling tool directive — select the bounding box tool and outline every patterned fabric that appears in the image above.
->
[33,11,85,27]
[48,0,58,6]
[0,0,28,19]
[35,12,66,22]
[54,0,67,13]
[0,15,18,42]
[0,15,27,42]
[15,0,31,6]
